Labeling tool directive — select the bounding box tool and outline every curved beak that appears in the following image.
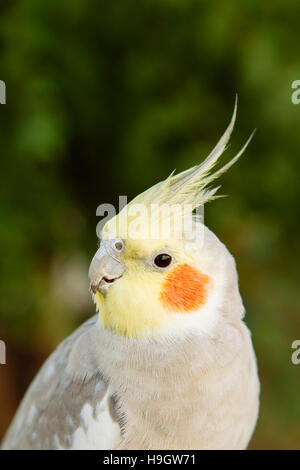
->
[88,239,125,295]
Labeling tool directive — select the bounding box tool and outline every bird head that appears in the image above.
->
[89,102,252,339]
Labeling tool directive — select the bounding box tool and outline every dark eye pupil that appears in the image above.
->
[154,253,172,268]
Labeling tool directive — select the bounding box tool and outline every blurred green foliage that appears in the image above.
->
[0,0,300,449]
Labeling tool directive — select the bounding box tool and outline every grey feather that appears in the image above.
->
[1,315,121,450]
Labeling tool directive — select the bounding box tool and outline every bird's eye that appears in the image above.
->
[113,238,124,252]
[154,253,172,268]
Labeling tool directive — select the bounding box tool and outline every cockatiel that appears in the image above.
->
[2,103,259,450]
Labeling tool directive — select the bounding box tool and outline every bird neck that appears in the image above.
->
[96,320,256,449]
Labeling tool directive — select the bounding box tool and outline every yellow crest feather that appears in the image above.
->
[103,98,253,241]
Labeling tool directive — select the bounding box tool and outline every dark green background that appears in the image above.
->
[0,0,299,449]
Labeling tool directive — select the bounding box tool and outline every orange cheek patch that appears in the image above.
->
[159,264,212,313]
